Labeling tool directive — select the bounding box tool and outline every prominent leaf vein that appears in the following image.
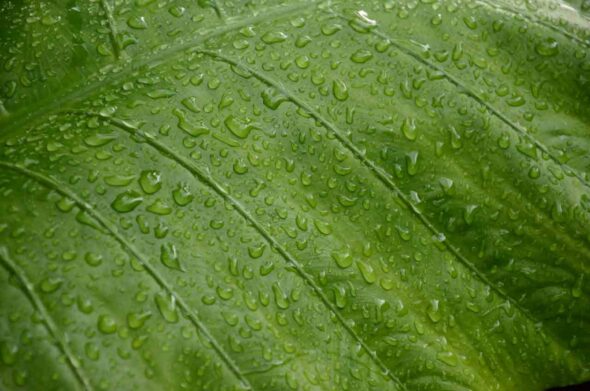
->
[99,0,123,59]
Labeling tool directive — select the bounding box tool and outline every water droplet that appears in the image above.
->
[181,96,200,113]
[147,89,175,99]
[172,108,210,137]
[85,342,100,361]
[248,243,266,259]
[313,219,332,235]
[427,300,441,323]
[105,174,136,187]
[224,115,254,139]
[261,31,288,44]
[168,5,185,17]
[111,190,143,213]
[97,314,117,334]
[463,205,478,225]
[401,118,417,141]
[160,243,182,271]
[272,283,289,309]
[261,87,288,110]
[357,261,376,284]
[436,351,458,366]
[127,311,152,330]
[127,16,148,29]
[172,183,193,206]
[39,277,63,293]
[536,38,559,57]
[84,252,103,267]
[350,49,373,64]
[331,247,353,268]
[155,293,179,323]
[332,79,349,101]
[406,151,419,176]
[84,133,117,147]
[528,166,540,179]
[233,159,248,174]
[139,170,162,194]
[0,341,18,365]
[333,286,347,308]
[216,286,234,300]
[572,274,583,298]
[147,199,172,215]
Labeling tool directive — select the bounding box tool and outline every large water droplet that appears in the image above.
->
[111,190,143,213]
[160,243,182,271]
[155,293,179,323]
[139,170,162,194]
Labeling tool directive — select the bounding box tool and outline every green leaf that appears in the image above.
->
[0,0,589,390]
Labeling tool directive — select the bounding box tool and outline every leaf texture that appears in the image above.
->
[0,0,589,390]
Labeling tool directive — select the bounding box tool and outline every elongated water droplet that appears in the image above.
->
[261,87,288,110]
[160,243,182,271]
[536,38,559,57]
[332,79,349,101]
[572,274,583,298]
[261,31,287,44]
[427,300,441,323]
[155,293,179,323]
[111,190,143,213]
[436,351,458,367]
[225,115,254,139]
[401,118,417,141]
[272,283,289,309]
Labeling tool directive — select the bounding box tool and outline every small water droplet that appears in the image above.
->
[436,351,458,366]
[97,314,117,334]
[39,277,63,293]
[572,274,583,298]
[127,15,148,29]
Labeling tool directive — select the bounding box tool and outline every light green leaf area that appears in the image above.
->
[0,0,589,390]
